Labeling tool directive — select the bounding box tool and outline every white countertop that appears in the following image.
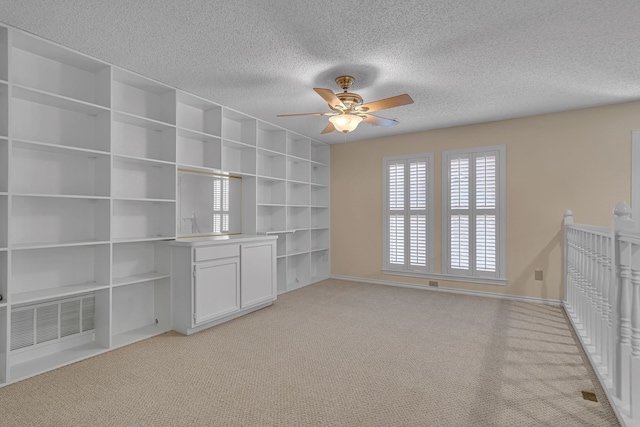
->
[169,234,277,246]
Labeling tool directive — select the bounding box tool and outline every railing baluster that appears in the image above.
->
[576,230,583,327]
[585,230,592,335]
[602,234,611,373]
[620,261,632,404]
[589,233,599,350]
[596,235,606,366]
[563,211,573,313]
[583,230,590,337]
[575,229,580,317]
[595,234,604,362]
[569,228,576,314]
[630,266,640,417]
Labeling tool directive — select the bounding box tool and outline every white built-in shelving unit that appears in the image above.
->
[255,132,331,294]
[0,24,330,386]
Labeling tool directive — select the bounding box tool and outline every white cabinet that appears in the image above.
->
[171,235,276,335]
[194,253,240,324]
[241,242,276,308]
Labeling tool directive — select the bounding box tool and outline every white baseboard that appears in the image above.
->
[329,274,562,306]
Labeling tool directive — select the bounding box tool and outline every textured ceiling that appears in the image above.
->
[2,1,640,144]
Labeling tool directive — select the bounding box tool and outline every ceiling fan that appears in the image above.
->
[277,76,414,134]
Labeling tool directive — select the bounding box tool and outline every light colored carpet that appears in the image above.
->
[0,279,619,426]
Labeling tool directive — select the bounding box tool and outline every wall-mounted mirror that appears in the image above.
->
[177,169,242,237]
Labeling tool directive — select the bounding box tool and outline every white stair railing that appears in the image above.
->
[564,213,611,366]
[563,202,640,426]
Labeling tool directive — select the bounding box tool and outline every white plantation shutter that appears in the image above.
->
[222,178,229,232]
[213,179,221,233]
[409,161,427,267]
[449,156,470,271]
[450,215,469,269]
[410,215,426,266]
[213,177,230,233]
[476,155,496,209]
[476,215,496,271]
[450,158,469,209]
[389,163,404,210]
[410,162,426,209]
[443,146,505,279]
[389,215,405,265]
[384,153,434,272]
[475,155,497,272]
[388,162,405,264]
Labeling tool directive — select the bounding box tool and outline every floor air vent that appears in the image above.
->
[11,294,95,352]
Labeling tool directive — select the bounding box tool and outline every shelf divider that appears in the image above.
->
[12,281,109,305]
[112,272,171,288]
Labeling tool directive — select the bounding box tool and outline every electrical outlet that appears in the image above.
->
[535,270,543,281]
[429,281,438,287]
[323,253,329,262]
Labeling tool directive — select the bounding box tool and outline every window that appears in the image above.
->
[383,153,434,273]
[443,145,506,280]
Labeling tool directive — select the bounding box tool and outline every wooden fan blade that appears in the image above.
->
[314,88,346,110]
[359,94,414,113]
[321,122,336,134]
[277,112,329,117]
[363,114,399,128]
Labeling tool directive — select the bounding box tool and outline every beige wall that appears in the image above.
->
[330,101,640,301]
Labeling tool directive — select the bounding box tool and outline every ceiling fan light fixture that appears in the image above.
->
[278,76,413,135]
[329,114,363,133]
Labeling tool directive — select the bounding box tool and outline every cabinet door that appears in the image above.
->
[193,257,239,325]
[241,242,276,308]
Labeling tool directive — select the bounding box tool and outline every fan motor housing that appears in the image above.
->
[332,92,363,110]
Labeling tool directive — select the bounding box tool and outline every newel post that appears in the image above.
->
[612,201,634,401]
[564,210,574,308]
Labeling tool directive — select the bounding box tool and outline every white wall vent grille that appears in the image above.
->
[82,296,95,332]
[36,304,59,344]
[11,308,34,351]
[60,300,81,338]
[11,294,95,352]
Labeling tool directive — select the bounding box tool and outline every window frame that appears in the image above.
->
[442,144,506,282]
[382,152,435,273]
